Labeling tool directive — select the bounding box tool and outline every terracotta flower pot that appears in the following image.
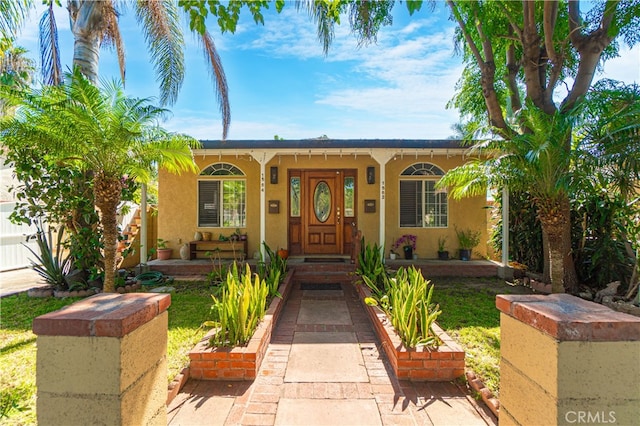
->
[157,248,173,260]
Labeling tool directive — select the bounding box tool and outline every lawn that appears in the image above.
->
[0,275,524,424]
[0,280,214,425]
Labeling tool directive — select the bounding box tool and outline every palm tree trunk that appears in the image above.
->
[69,0,104,83]
[93,173,122,293]
[538,199,570,293]
[562,199,578,293]
[542,230,550,283]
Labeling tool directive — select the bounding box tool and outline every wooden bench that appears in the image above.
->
[189,240,247,260]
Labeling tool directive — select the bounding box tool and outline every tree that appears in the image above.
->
[434,1,639,293]
[1,69,199,292]
[0,38,35,114]
[13,0,230,138]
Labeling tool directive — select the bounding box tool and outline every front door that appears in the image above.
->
[305,171,341,254]
[288,169,357,255]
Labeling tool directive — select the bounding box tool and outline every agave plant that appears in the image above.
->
[23,220,72,290]
[206,263,269,347]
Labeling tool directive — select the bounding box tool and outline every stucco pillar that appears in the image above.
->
[139,183,148,266]
[496,294,640,425]
[370,150,395,255]
[498,186,513,280]
[33,293,171,426]
[251,151,275,259]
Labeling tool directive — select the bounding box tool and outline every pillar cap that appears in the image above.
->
[33,293,171,338]
[496,293,640,342]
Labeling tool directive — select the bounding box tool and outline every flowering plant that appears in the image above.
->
[392,234,417,251]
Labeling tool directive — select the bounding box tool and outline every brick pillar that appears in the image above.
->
[496,294,640,426]
[33,293,171,426]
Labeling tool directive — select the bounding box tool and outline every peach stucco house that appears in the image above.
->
[156,139,488,261]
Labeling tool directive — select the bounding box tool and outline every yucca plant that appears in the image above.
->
[366,266,441,349]
[206,263,268,347]
[258,242,286,298]
[356,239,387,296]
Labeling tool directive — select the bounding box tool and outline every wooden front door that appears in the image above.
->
[288,169,357,255]
[305,171,341,254]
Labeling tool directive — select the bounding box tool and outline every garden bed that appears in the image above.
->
[187,269,294,380]
[355,283,465,381]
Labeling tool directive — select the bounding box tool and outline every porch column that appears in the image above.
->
[139,183,147,267]
[251,151,276,259]
[370,150,395,256]
[498,186,513,280]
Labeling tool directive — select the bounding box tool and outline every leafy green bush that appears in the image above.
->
[206,263,269,347]
[364,266,442,349]
[259,242,287,298]
[356,239,387,296]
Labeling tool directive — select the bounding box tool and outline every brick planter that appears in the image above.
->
[188,270,294,380]
[355,284,465,381]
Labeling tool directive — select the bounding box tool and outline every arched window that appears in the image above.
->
[399,163,447,228]
[198,163,246,228]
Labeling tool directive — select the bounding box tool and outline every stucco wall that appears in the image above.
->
[158,155,261,257]
[158,152,488,259]
[385,155,488,259]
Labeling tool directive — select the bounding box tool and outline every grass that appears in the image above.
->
[431,276,532,398]
[0,280,215,425]
[0,274,525,423]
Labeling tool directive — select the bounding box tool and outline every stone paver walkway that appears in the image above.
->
[167,281,496,425]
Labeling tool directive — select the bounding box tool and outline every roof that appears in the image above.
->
[198,139,467,150]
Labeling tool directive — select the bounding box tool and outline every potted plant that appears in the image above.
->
[437,236,449,260]
[455,227,481,261]
[156,238,172,260]
[393,234,417,260]
[389,248,397,260]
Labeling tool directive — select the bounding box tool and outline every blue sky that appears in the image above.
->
[15,2,640,141]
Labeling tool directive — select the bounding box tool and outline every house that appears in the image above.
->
[157,139,489,261]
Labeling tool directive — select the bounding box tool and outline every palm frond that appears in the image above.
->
[100,2,126,84]
[0,0,33,40]
[199,30,230,140]
[38,2,62,86]
[296,0,337,55]
[135,0,185,106]
[437,160,491,199]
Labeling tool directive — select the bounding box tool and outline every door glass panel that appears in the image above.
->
[344,177,354,217]
[314,181,331,223]
[290,177,300,217]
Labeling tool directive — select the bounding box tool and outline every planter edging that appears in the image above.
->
[187,269,294,381]
[355,283,465,381]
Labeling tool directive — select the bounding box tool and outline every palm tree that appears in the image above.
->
[439,104,575,293]
[0,0,33,40]
[13,0,230,138]
[1,38,36,115]
[1,68,200,292]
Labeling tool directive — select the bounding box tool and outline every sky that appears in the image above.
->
[14,1,640,141]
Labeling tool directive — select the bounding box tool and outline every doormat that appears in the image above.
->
[300,283,342,291]
[304,257,345,263]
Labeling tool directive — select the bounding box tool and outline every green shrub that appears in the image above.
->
[356,239,387,296]
[257,242,287,298]
[206,263,269,347]
[364,266,441,349]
